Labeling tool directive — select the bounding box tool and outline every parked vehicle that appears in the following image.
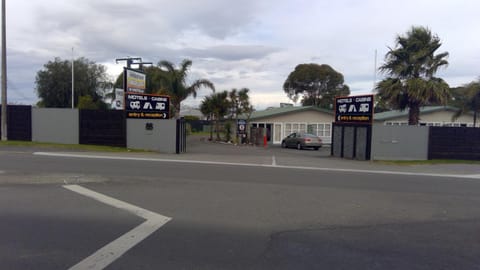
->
[281,132,322,150]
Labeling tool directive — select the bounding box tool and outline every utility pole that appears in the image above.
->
[71,47,74,109]
[1,0,7,141]
[373,49,377,91]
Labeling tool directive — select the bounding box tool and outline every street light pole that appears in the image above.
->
[1,0,7,141]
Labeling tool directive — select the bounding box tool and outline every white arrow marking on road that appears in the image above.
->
[64,184,171,270]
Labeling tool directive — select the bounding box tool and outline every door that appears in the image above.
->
[273,123,282,144]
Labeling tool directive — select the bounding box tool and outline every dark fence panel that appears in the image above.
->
[331,123,372,160]
[79,110,126,147]
[429,127,480,160]
[0,105,32,141]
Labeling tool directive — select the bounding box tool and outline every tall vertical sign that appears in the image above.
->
[124,67,146,93]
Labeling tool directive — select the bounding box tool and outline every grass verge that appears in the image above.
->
[375,159,480,165]
[0,140,147,153]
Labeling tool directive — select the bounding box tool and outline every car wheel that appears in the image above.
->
[281,141,286,148]
[297,143,302,150]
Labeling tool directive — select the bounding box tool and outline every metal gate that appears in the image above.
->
[176,117,186,154]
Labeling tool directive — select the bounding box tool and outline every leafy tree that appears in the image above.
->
[35,57,110,108]
[376,26,451,125]
[200,94,215,141]
[283,63,350,108]
[113,66,166,94]
[200,91,229,141]
[228,88,252,142]
[157,59,215,118]
[77,95,99,110]
[452,81,480,127]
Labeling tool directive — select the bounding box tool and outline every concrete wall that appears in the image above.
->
[127,119,177,153]
[32,108,79,144]
[371,125,429,160]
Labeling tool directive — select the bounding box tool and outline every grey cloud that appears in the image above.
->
[179,45,281,61]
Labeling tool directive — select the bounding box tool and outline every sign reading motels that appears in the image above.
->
[124,68,146,93]
[335,94,374,124]
[125,92,170,119]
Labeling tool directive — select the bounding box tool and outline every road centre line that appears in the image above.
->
[64,184,171,270]
[35,152,480,180]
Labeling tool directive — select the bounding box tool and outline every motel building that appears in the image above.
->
[248,105,477,145]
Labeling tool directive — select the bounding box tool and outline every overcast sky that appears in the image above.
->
[4,0,480,109]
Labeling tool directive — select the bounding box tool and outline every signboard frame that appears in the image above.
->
[334,94,374,124]
[124,67,146,93]
[125,92,170,119]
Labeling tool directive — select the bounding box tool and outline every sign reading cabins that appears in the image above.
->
[335,94,374,124]
[125,93,170,119]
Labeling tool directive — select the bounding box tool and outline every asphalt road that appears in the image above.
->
[1,140,480,269]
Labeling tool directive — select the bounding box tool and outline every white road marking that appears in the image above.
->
[35,152,480,180]
[63,184,171,270]
[272,155,277,166]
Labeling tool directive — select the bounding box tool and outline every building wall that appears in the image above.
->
[371,125,429,160]
[32,108,79,144]
[127,119,177,153]
[252,110,334,144]
[255,110,333,123]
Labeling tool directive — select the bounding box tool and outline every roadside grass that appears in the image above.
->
[0,140,147,152]
[375,159,480,165]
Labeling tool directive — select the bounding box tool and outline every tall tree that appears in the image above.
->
[157,59,215,118]
[35,57,110,108]
[283,63,350,108]
[228,88,252,142]
[452,80,480,127]
[376,26,451,125]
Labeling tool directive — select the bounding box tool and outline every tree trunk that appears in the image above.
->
[408,104,420,125]
[215,114,221,141]
[173,102,181,119]
[474,111,477,128]
[209,115,213,140]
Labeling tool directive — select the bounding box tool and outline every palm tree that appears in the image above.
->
[157,59,215,118]
[376,26,451,125]
[200,91,229,141]
[200,95,215,141]
[452,81,480,127]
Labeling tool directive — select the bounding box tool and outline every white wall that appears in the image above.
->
[127,119,177,153]
[371,125,429,160]
[32,108,79,144]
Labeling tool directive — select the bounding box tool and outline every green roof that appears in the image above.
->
[374,106,460,121]
[247,106,334,120]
